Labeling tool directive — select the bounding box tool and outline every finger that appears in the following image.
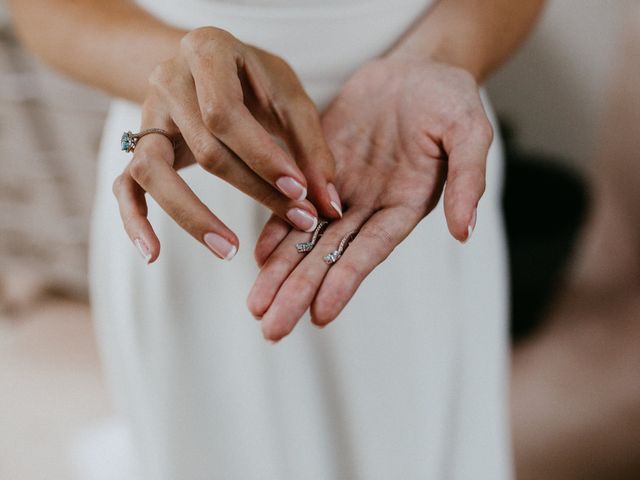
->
[161,74,320,232]
[112,168,160,264]
[278,92,342,220]
[247,226,310,320]
[258,208,371,341]
[254,214,291,268]
[129,104,239,260]
[311,206,420,326]
[442,114,493,243]
[184,42,309,202]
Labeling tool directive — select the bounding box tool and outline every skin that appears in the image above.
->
[249,0,546,341]
[8,0,341,262]
[512,8,640,479]
[115,29,342,262]
[8,0,544,332]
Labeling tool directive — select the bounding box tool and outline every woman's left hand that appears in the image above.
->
[247,58,494,341]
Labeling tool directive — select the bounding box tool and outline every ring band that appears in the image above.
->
[296,220,329,253]
[324,230,357,265]
[120,129,175,153]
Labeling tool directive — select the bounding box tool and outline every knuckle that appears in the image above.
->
[181,27,235,56]
[194,140,226,175]
[147,62,173,92]
[111,175,125,197]
[292,275,317,298]
[359,227,395,256]
[129,153,154,186]
[201,103,232,133]
[477,119,494,144]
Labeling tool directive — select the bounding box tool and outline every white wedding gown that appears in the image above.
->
[89,0,511,478]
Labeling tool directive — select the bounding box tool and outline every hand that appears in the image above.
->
[247,58,493,341]
[112,27,342,262]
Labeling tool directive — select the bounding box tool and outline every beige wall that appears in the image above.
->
[487,0,634,170]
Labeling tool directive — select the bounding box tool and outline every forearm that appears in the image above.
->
[7,0,186,102]
[389,0,545,82]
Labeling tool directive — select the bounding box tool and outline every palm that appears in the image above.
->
[248,59,493,341]
[324,59,454,218]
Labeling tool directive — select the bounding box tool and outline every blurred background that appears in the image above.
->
[0,1,638,479]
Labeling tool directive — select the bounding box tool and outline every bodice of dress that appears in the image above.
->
[134,0,432,108]
[212,0,366,4]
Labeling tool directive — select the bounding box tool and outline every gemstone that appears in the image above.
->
[324,251,340,264]
[121,131,132,152]
[296,242,313,253]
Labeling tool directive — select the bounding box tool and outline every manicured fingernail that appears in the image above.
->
[463,208,478,243]
[204,232,237,260]
[134,238,151,264]
[276,176,307,201]
[327,183,342,218]
[286,208,318,232]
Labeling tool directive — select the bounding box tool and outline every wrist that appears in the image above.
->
[386,34,486,82]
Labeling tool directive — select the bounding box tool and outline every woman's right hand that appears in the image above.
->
[112,27,342,263]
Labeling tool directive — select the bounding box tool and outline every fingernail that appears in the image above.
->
[204,232,237,260]
[286,208,318,232]
[327,183,342,218]
[276,176,307,201]
[463,208,478,243]
[134,238,151,264]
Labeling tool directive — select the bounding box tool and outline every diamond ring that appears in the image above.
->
[324,230,357,265]
[296,220,329,253]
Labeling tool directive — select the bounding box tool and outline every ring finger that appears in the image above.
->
[255,207,372,341]
[125,101,239,260]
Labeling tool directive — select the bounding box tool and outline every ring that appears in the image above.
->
[323,230,357,265]
[296,220,329,253]
[120,128,175,153]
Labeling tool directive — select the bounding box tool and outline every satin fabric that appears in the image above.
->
[89,1,511,478]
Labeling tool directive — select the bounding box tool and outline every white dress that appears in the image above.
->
[89,0,511,478]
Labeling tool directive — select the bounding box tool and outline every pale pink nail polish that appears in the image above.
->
[286,208,318,232]
[327,183,343,218]
[134,238,151,264]
[463,208,478,243]
[276,176,307,201]
[204,232,237,260]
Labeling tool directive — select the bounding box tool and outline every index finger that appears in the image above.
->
[187,45,310,202]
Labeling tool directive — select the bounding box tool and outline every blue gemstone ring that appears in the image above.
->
[120,129,175,153]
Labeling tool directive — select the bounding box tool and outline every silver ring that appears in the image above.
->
[120,128,175,153]
[323,230,357,265]
[296,220,329,253]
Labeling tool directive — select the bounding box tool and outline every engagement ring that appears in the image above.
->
[120,128,175,153]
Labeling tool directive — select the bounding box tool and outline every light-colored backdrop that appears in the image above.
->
[487,0,632,169]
